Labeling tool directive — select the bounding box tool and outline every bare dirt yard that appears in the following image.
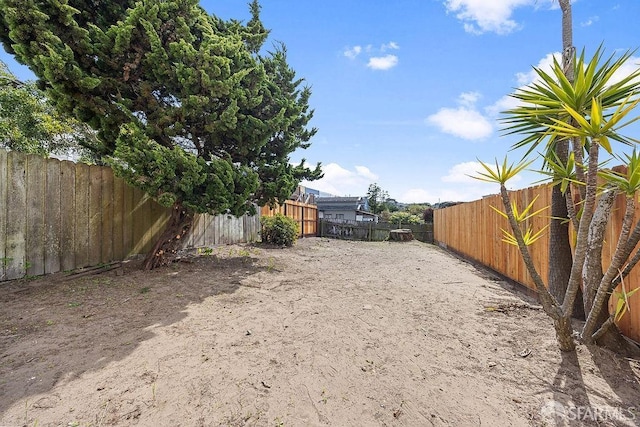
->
[1,238,640,426]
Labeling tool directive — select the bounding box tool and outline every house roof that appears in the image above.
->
[316,196,362,203]
[316,196,368,211]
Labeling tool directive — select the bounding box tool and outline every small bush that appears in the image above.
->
[388,211,424,225]
[261,214,299,246]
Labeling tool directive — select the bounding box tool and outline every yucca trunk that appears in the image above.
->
[549,0,584,320]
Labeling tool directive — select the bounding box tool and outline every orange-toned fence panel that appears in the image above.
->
[261,200,318,237]
[434,184,640,343]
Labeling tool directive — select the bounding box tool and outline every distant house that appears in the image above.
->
[316,196,377,222]
[290,185,320,204]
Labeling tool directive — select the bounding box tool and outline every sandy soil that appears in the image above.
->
[1,237,640,427]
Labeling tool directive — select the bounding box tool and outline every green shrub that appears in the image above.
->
[261,214,299,246]
[388,211,424,225]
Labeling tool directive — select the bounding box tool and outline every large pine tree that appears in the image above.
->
[0,0,321,268]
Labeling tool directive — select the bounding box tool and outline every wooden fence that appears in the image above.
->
[261,200,318,237]
[433,184,640,343]
[0,150,260,282]
[319,220,434,243]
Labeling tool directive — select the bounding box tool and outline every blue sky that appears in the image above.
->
[2,0,640,204]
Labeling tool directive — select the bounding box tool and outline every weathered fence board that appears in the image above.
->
[60,161,76,271]
[75,163,90,268]
[130,188,147,256]
[191,214,205,248]
[112,175,125,262]
[26,155,46,276]
[6,152,26,279]
[434,183,640,343]
[45,159,61,274]
[122,179,134,259]
[101,166,114,263]
[320,220,434,243]
[88,166,102,266]
[0,149,260,281]
[0,150,6,280]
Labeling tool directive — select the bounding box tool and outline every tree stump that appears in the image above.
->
[389,229,414,241]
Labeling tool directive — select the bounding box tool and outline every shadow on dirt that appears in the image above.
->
[453,247,640,425]
[0,249,267,414]
[544,348,640,425]
[588,345,640,414]
[550,351,589,420]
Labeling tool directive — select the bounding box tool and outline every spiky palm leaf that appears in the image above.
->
[502,47,640,159]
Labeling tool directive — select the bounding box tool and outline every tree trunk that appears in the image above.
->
[389,229,414,241]
[143,201,195,270]
[554,316,576,352]
[549,0,585,320]
[582,196,637,348]
[591,310,640,357]
[582,189,615,314]
[549,180,585,319]
[577,192,636,356]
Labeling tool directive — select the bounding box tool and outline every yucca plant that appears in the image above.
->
[478,47,640,354]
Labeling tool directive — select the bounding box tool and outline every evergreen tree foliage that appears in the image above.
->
[0,60,98,158]
[0,0,321,216]
[0,0,321,267]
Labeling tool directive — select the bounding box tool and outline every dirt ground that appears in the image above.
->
[1,238,640,427]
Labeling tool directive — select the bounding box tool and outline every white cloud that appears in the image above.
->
[381,41,400,51]
[444,0,541,35]
[547,0,581,11]
[399,188,439,204]
[441,161,485,183]
[486,52,558,117]
[301,163,378,196]
[398,161,526,203]
[580,16,599,27]
[516,52,559,86]
[344,45,362,59]
[367,55,399,70]
[427,107,493,139]
[459,91,482,107]
[519,52,640,88]
[609,55,640,86]
[345,42,400,69]
[354,165,378,181]
[442,160,524,184]
[427,93,493,140]
[514,51,640,90]
[486,94,519,117]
